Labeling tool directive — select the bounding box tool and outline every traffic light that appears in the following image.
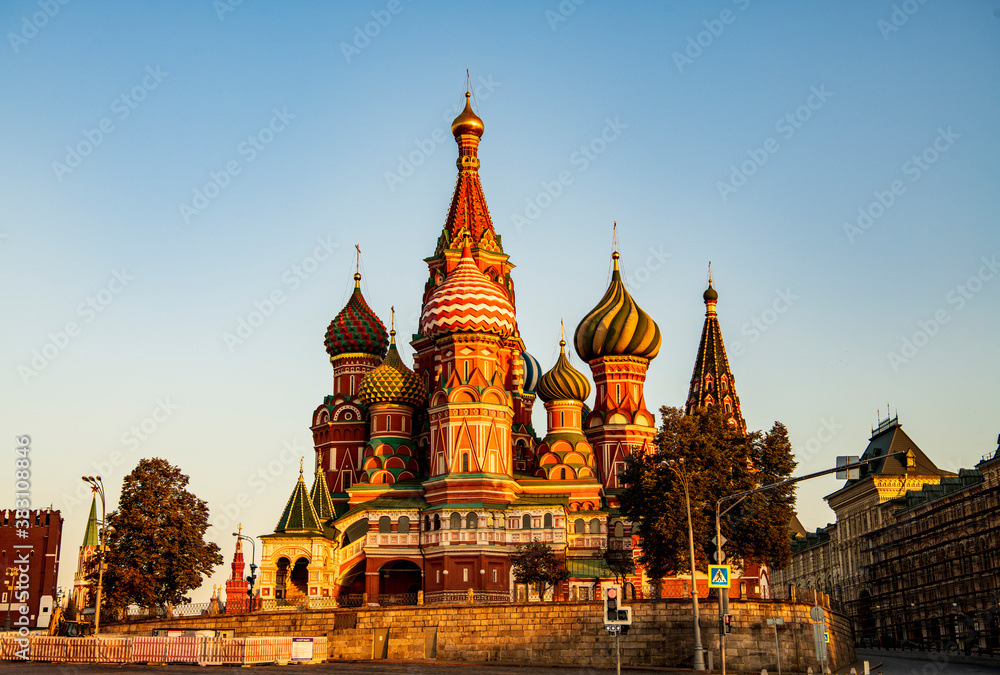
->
[605,586,619,622]
[603,585,632,626]
[723,614,732,634]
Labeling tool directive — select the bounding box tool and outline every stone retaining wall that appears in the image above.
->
[109,599,854,672]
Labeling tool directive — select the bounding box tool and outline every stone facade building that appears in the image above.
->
[775,418,1000,653]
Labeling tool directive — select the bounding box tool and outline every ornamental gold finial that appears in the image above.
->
[299,457,303,476]
[559,318,566,350]
[354,245,361,287]
[390,306,396,341]
[612,222,620,269]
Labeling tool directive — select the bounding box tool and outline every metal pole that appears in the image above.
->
[616,627,621,675]
[717,503,726,675]
[94,481,105,635]
[682,474,706,671]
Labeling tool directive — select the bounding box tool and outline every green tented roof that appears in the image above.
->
[309,472,337,523]
[82,496,99,548]
[274,470,323,535]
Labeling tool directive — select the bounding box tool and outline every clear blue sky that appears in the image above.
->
[2,1,998,601]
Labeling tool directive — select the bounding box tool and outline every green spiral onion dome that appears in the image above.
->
[358,332,427,408]
[325,273,389,359]
[537,340,592,403]
[574,251,661,362]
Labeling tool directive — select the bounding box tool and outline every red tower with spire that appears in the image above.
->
[575,228,662,501]
[224,525,249,613]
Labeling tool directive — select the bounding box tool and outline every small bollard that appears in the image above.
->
[850,668,857,675]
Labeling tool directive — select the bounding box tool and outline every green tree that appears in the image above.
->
[618,406,797,579]
[510,540,569,600]
[599,543,635,587]
[88,458,223,612]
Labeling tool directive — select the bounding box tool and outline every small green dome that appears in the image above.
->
[538,340,591,403]
[703,283,718,302]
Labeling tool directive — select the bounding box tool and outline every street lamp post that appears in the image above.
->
[712,452,906,675]
[233,529,258,610]
[82,476,109,635]
[662,458,706,671]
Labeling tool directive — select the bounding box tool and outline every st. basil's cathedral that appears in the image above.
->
[235,91,756,607]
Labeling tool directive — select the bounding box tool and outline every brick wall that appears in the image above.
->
[110,598,854,672]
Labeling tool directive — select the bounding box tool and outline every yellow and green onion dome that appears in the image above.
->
[521,351,542,395]
[358,331,427,408]
[325,273,389,359]
[419,243,516,339]
[537,340,592,403]
[574,251,661,362]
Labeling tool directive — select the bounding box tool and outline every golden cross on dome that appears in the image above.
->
[707,261,713,286]
[353,245,362,287]
[299,457,303,476]
[559,318,566,350]
[613,221,618,254]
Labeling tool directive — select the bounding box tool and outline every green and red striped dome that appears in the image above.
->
[325,274,389,359]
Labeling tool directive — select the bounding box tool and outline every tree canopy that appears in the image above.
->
[89,458,223,614]
[510,540,569,599]
[618,405,797,580]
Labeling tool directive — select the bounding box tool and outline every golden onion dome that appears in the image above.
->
[574,250,662,362]
[358,331,427,408]
[451,92,485,138]
[537,339,592,403]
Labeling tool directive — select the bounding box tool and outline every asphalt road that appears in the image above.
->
[841,651,1000,675]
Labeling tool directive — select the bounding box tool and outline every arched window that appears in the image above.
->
[589,518,601,534]
[543,513,553,528]
[522,514,532,529]
[433,514,441,531]
[614,521,624,538]
[574,519,585,534]
[398,516,410,534]
[466,512,478,529]
[560,468,566,480]
[379,516,392,533]
[462,454,470,472]
[424,515,430,532]
[450,512,462,530]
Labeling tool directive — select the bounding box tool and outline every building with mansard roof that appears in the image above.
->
[245,90,763,608]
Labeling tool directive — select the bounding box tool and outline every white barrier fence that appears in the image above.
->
[0,635,326,665]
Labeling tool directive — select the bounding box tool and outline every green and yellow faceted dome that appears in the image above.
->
[575,251,661,362]
[537,340,592,403]
[358,331,427,408]
[325,273,389,359]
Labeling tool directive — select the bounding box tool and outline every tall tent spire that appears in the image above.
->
[82,495,99,548]
[274,460,323,534]
[686,271,745,433]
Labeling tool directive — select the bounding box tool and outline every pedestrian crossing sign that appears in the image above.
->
[708,565,731,588]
